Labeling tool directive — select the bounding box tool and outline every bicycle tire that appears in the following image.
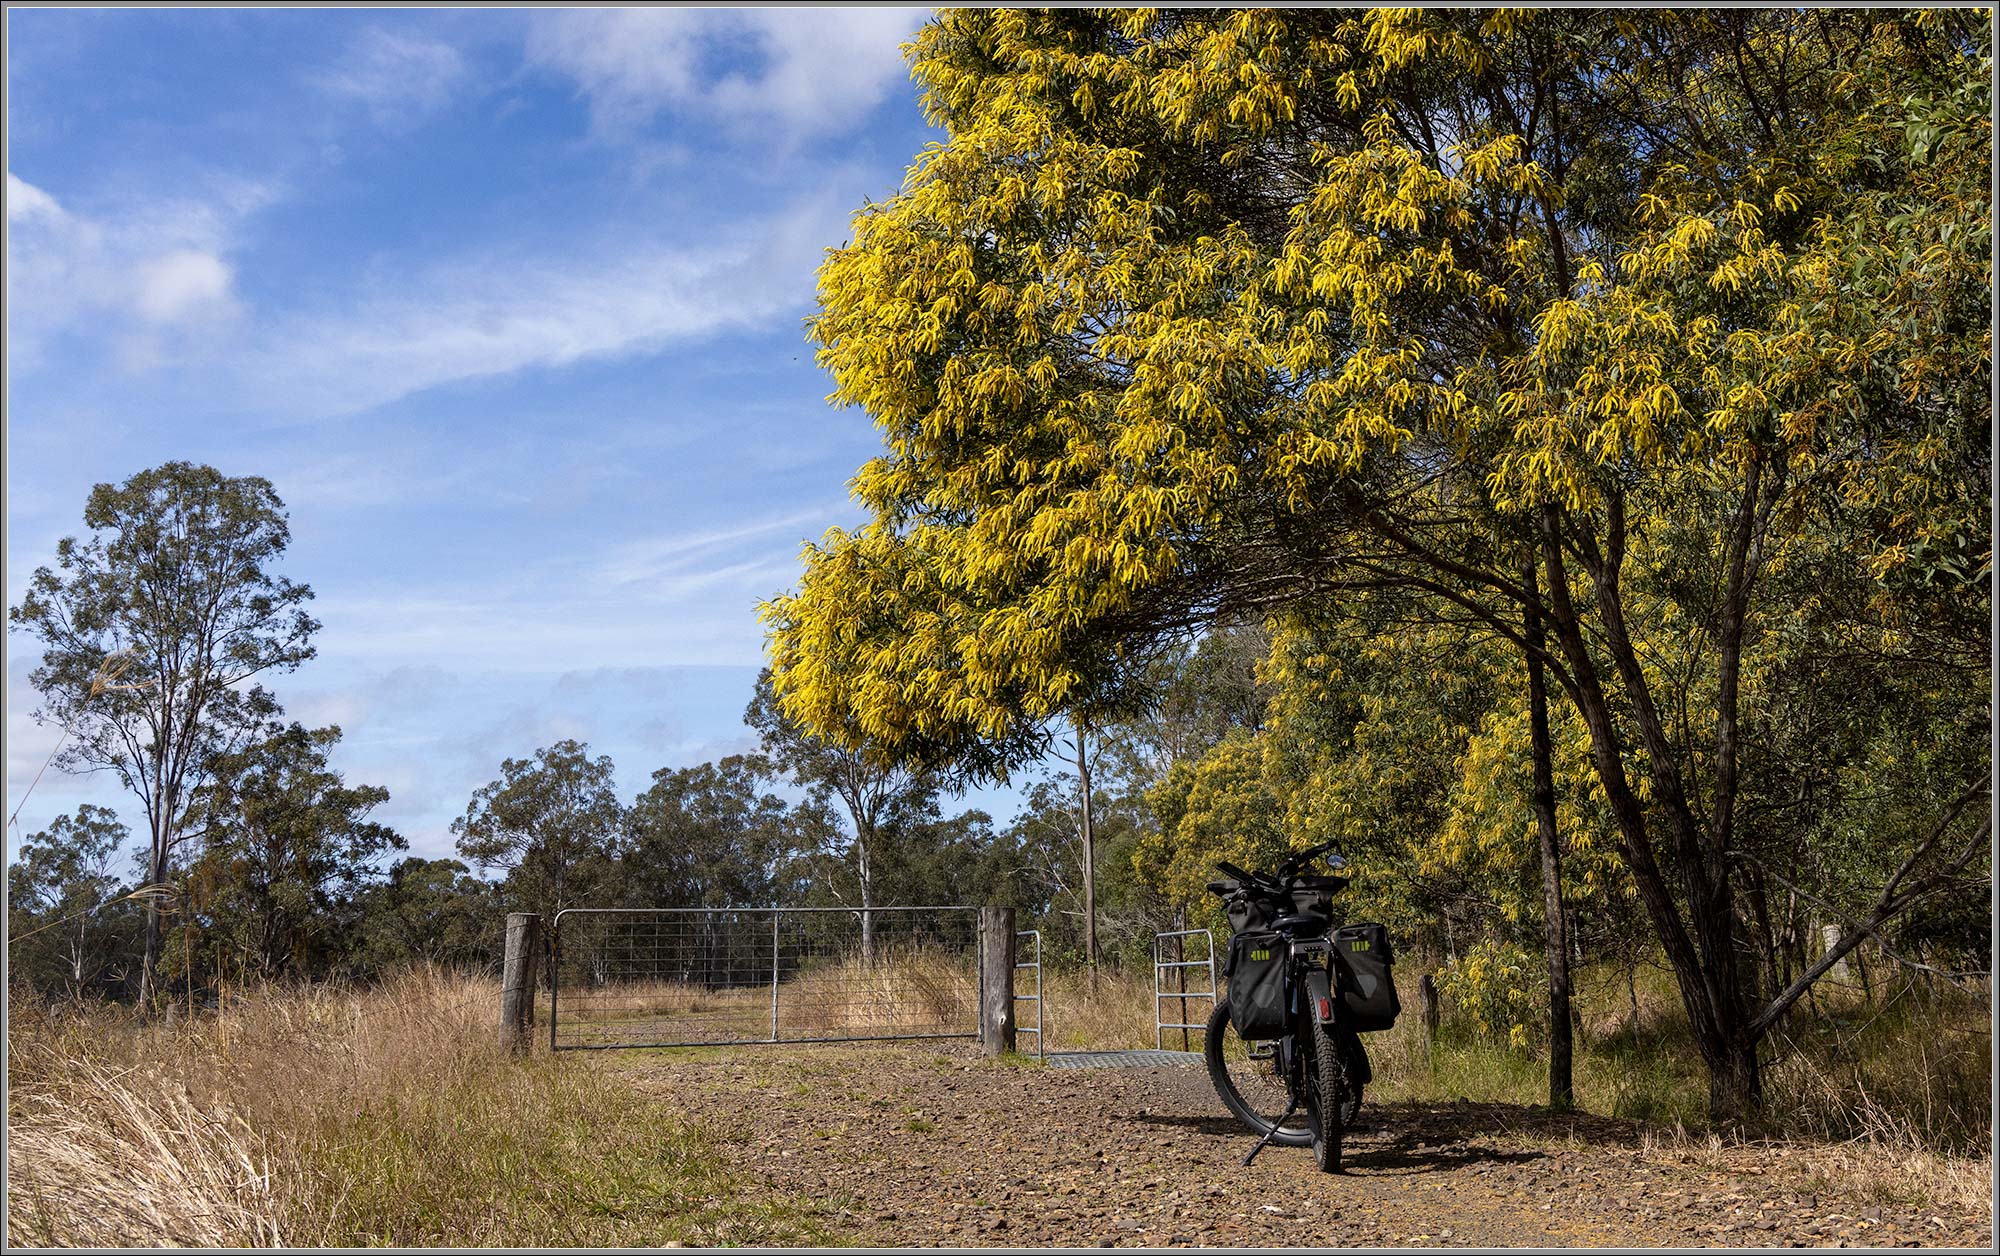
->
[1338,1028,1366,1125]
[1204,999,1311,1147]
[1307,1012,1345,1173]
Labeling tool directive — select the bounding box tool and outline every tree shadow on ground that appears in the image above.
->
[1132,1098,1643,1176]
[1368,1099,1644,1148]
[1131,1110,1550,1174]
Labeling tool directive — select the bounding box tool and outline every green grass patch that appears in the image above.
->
[301,1055,839,1247]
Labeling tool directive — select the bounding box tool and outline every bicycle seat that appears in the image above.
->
[1271,913,1329,936]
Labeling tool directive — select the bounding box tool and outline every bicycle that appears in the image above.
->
[1201,840,1400,1173]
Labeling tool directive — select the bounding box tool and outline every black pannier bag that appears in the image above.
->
[1226,894,1271,934]
[1333,922,1401,1032]
[1225,930,1289,1040]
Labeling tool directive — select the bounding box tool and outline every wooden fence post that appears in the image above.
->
[501,912,542,1055]
[978,906,1017,1056]
[1418,972,1440,1057]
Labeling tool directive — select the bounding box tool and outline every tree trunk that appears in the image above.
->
[856,824,875,965]
[137,828,167,1011]
[1627,962,1641,1038]
[1076,721,1097,984]
[1711,1032,1763,1121]
[1540,506,1765,1122]
[1820,922,1850,981]
[1521,562,1573,1111]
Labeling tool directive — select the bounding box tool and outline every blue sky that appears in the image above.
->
[6,7,1034,866]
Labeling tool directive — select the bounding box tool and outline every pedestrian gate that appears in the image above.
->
[1154,927,1217,1050]
[550,906,1007,1051]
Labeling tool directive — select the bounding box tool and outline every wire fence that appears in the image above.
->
[549,906,984,1050]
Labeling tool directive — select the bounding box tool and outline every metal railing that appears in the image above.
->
[1015,928,1045,1059]
[1154,927,1217,1051]
[550,906,982,1050]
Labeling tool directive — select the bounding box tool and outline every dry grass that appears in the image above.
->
[1040,965,1161,1051]
[1636,1123,1993,1216]
[6,967,832,1248]
[786,948,975,1035]
[557,948,980,1046]
[7,1044,282,1247]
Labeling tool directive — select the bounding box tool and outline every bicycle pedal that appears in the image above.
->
[1247,1044,1276,1060]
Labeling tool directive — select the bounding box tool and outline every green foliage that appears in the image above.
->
[347,859,500,977]
[452,740,624,925]
[1434,938,1545,1049]
[623,754,818,909]
[186,723,405,980]
[1006,774,1159,964]
[8,805,141,995]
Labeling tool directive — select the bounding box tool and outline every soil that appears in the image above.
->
[619,1043,1992,1249]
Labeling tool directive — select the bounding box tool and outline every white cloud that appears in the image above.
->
[5,170,266,367]
[529,8,925,146]
[597,508,832,587]
[133,249,235,324]
[7,171,64,223]
[312,27,467,125]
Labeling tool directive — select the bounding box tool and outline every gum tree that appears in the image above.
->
[10,462,318,1007]
[187,723,404,980]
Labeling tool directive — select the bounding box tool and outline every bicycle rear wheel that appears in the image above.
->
[1204,999,1310,1147]
[1307,1012,1345,1173]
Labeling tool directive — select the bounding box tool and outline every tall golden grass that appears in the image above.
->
[6,966,829,1248]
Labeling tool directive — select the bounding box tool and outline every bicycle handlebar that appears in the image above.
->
[1209,842,1345,898]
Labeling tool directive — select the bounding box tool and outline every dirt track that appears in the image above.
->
[621,1043,1991,1249]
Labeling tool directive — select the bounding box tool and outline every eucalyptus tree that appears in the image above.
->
[452,740,625,932]
[7,804,135,994]
[10,462,318,1006]
[187,723,404,980]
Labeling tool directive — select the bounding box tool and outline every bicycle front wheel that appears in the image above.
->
[1204,999,1310,1147]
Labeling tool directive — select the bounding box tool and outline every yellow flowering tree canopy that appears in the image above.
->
[768,7,1986,759]
[764,8,1988,1118]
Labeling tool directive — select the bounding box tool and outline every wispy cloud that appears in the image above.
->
[597,508,832,587]
[311,27,467,125]
[237,189,849,417]
[528,8,925,148]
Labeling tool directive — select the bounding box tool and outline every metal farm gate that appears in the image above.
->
[550,906,1015,1051]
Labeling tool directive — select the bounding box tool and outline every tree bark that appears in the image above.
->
[138,828,167,1011]
[1076,719,1098,984]
[1521,558,1573,1111]
[856,822,876,965]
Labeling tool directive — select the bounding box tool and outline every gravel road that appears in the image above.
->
[621,1043,1991,1248]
